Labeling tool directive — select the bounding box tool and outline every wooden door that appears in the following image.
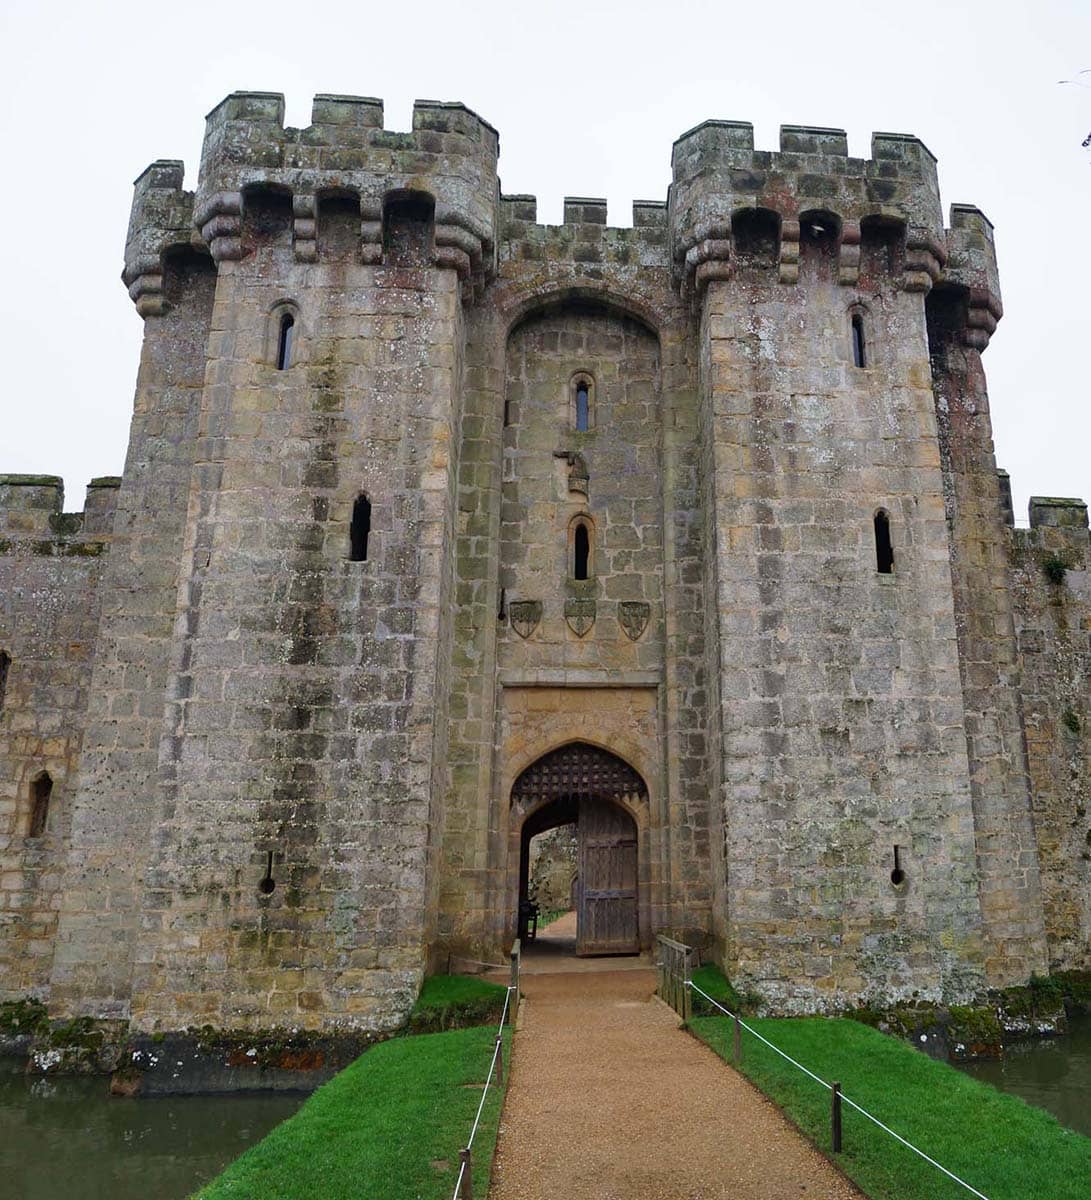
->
[577,798,638,955]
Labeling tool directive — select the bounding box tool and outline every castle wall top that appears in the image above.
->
[0,475,119,544]
[122,95,1001,321]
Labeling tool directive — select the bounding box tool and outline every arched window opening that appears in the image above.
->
[874,510,894,574]
[573,522,591,580]
[276,312,295,370]
[29,773,52,838]
[851,314,866,368]
[350,494,372,562]
[575,381,590,431]
[0,651,9,714]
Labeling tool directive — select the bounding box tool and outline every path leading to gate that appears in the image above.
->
[487,962,863,1200]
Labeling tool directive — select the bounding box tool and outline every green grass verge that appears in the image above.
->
[690,964,752,1015]
[536,908,570,928]
[408,974,509,1033]
[690,1012,1091,1200]
[193,1024,510,1200]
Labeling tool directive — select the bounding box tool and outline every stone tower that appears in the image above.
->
[1,93,1088,1034]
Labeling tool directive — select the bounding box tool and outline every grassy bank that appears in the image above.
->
[690,1012,1091,1200]
[408,973,509,1033]
[193,1022,510,1200]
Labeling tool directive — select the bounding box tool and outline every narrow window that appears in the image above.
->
[874,510,894,574]
[29,773,52,838]
[575,382,590,432]
[276,313,295,370]
[350,494,371,562]
[503,396,512,427]
[573,522,591,580]
[0,651,9,714]
[851,314,866,368]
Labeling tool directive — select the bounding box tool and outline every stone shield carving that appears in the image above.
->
[509,600,542,639]
[618,601,650,641]
[564,597,596,638]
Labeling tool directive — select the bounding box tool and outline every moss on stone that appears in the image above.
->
[49,512,84,536]
[0,996,49,1037]
[947,1005,1002,1051]
[0,474,63,487]
[1042,552,1070,585]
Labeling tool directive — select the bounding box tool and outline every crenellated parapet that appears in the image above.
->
[188,91,499,288]
[937,204,1003,349]
[498,194,670,269]
[669,122,946,297]
[0,475,118,552]
[122,161,198,317]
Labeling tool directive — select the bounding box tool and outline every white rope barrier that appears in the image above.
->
[449,984,514,1200]
[687,981,991,1200]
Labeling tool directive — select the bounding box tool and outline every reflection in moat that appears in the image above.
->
[0,1056,302,1200]
[956,1012,1091,1137]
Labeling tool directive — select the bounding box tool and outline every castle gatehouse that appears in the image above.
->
[1,93,1088,1031]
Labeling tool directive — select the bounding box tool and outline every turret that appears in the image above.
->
[179,92,500,292]
[669,122,946,297]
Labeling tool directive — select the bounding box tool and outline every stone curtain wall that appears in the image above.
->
[498,309,663,674]
[1010,499,1091,970]
[527,823,577,912]
[0,478,116,997]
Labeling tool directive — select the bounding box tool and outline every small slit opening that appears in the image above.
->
[350,495,372,562]
[573,523,590,580]
[276,313,295,370]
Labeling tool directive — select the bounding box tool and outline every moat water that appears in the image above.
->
[955,1012,1091,1137]
[0,1057,303,1199]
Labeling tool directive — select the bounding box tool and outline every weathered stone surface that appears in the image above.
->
[0,93,1087,1033]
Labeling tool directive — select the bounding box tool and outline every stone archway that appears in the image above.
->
[512,742,647,956]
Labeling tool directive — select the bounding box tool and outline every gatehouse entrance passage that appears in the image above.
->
[512,743,645,957]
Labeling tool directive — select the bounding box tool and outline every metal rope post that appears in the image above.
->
[831,1081,843,1152]
[682,946,693,1021]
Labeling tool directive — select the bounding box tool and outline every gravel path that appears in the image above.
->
[487,968,863,1200]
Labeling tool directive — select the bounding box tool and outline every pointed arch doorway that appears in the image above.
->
[512,742,646,956]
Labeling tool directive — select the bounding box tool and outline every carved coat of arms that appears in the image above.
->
[509,600,542,639]
[618,601,650,641]
[564,597,596,637]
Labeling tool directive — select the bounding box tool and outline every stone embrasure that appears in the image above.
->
[0,92,1087,1047]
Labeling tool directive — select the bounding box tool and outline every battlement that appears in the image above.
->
[122,97,1002,327]
[498,193,671,276]
[123,161,197,316]
[1029,497,1089,531]
[669,121,948,294]
[123,92,501,306]
[0,475,119,550]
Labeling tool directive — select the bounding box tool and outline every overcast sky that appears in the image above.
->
[1,0,1087,523]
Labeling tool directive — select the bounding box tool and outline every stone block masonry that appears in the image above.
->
[0,93,1087,1040]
